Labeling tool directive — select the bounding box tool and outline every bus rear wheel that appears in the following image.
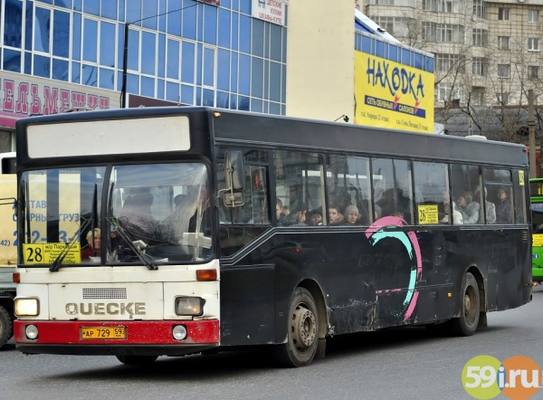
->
[450,272,481,336]
[274,287,320,367]
[116,355,158,366]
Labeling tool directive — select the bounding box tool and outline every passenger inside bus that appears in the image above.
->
[82,228,101,261]
[457,192,480,224]
[495,188,513,224]
[328,206,344,225]
[344,205,360,225]
[475,187,496,224]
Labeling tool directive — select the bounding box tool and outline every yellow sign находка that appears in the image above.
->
[354,51,435,134]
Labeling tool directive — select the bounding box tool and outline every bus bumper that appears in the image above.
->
[14,320,220,356]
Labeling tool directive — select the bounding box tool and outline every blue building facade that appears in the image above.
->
[1,0,287,115]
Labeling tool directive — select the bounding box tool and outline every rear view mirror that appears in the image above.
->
[222,150,244,208]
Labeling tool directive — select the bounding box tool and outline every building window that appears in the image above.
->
[528,9,539,24]
[373,0,395,5]
[436,83,463,103]
[472,29,488,47]
[529,66,539,80]
[423,22,464,43]
[473,0,486,19]
[497,92,509,105]
[373,16,395,34]
[435,53,463,73]
[472,57,488,77]
[423,0,453,13]
[497,36,510,50]
[528,38,540,52]
[471,87,485,106]
[498,7,510,21]
[497,64,511,79]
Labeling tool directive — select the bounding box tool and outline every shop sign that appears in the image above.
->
[0,71,119,128]
[252,0,287,26]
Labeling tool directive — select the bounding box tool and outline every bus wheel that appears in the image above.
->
[274,287,319,367]
[450,272,480,336]
[116,355,158,366]
[0,305,12,349]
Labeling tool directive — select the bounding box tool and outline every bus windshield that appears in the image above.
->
[20,163,212,266]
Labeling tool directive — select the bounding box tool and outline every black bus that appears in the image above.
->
[14,108,531,367]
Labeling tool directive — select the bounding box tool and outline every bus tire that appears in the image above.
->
[449,272,480,336]
[0,305,12,349]
[274,287,320,367]
[116,355,158,366]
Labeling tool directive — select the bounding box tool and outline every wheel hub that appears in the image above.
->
[292,305,317,350]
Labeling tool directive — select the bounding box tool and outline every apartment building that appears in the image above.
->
[364,0,543,109]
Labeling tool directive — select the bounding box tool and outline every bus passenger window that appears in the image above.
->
[326,155,372,226]
[274,151,325,226]
[450,165,482,225]
[484,168,514,224]
[513,169,527,224]
[413,162,449,225]
[216,148,270,225]
[372,158,413,223]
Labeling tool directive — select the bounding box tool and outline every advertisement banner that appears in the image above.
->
[354,51,435,134]
[0,71,119,129]
[252,0,287,26]
[0,175,17,266]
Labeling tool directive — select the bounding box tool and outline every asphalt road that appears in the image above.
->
[2,287,543,400]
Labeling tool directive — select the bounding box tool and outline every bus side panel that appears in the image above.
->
[220,264,276,346]
[219,227,531,347]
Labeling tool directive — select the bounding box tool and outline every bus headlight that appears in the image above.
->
[175,296,205,316]
[15,298,39,317]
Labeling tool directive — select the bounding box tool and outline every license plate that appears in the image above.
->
[81,326,126,340]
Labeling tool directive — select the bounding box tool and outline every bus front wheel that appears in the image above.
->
[0,304,12,349]
[116,355,158,366]
[274,287,320,367]
[450,272,481,336]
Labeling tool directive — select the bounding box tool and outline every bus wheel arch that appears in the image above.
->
[297,279,329,344]
[449,268,485,336]
[466,265,488,329]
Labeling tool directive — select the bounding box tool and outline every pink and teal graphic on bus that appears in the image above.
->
[365,216,423,320]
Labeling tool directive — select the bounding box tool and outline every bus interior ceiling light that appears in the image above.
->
[175,297,205,316]
[15,298,39,317]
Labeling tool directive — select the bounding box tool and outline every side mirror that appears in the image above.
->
[222,151,244,208]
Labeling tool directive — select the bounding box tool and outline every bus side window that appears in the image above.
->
[413,162,449,225]
[513,169,527,224]
[326,154,372,226]
[371,158,414,224]
[274,151,325,227]
[483,168,514,225]
[216,148,270,225]
[450,164,482,225]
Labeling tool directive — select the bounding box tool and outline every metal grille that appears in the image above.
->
[82,288,127,300]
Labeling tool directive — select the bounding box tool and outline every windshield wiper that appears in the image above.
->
[107,216,158,271]
[50,217,92,272]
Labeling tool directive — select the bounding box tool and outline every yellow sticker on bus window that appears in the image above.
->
[533,234,543,247]
[519,170,525,186]
[418,204,439,225]
[23,243,81,265]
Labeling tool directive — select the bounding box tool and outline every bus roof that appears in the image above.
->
[15,107,527,168]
